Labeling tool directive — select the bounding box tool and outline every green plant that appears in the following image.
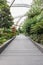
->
[22,0,43,44]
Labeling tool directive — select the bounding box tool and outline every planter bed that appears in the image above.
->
[0,36,15,54]
[29,37,43,53]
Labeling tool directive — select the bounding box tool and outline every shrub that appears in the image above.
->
[0,37,7,45]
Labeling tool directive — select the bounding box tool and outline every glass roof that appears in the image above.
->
[7,0,33,28]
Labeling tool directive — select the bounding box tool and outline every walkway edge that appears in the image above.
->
[29,37,43,53]
[0,36,15,54]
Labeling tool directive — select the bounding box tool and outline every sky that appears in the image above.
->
[7,0,33,28]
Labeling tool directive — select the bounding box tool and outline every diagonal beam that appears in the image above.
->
[14,13,28,27]
[14,14,28,19]
[10,0,15,7]
[15,17,22,26]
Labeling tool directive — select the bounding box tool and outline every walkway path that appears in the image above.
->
[0,34,43,65]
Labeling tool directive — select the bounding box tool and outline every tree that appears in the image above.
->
[0,0,14,28]
[22,0,43,43]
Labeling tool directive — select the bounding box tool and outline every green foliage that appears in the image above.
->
[22,0,43,44]
[0,0,16,45]
[31,21,43,34]
[0,37,7,45]
[0,28,16,45]
[0,0,14,28]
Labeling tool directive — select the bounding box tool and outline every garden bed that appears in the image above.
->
[0,36,15,53]
[0,28,16,46]
[29,37,43,53]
